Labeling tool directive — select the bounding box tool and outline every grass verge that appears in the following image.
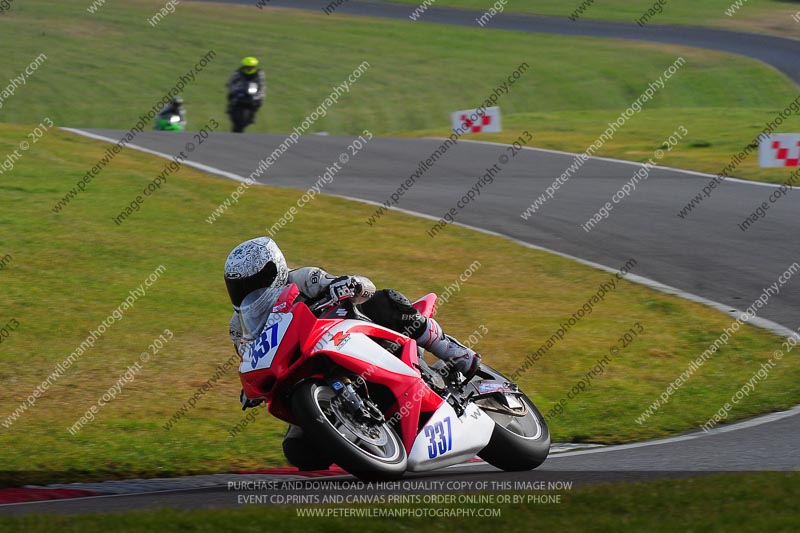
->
[399,105,800,185]
[1,1,799,185]
[0,124,797,483]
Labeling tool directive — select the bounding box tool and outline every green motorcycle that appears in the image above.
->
[154,114,185,131]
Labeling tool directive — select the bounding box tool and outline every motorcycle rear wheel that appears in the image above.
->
[292,381,407,480]
[474,364,550,471]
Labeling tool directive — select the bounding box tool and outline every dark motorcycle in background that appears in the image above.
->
[228,82,261,133]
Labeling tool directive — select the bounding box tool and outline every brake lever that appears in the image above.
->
[310,297,338,313]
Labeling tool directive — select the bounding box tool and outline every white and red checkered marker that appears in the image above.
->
[451,106,502,134]
[759,134,800,167]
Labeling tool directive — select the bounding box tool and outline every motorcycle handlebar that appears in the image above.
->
[310,295,355,314]
[309,296,338,313]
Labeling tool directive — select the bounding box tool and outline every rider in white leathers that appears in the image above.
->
[224,237,480,470]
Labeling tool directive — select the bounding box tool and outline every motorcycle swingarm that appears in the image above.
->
[465,380,528,417]
[465,379,520,400]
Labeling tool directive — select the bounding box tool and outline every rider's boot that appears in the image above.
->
[416,317,481,382]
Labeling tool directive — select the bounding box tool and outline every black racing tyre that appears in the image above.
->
[282,424,334,471]
[475,364,550,471]
[291,381,407,480]
[231,107,251,133]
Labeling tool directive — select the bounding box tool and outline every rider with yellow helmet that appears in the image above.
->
[226,56,266,132]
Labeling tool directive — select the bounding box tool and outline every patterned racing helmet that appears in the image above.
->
[224,237,288,307]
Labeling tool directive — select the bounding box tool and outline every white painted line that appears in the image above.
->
[347,198,798,339]
[434,137,789,189]
[60,128,252,184]
[62,127,797,338]
[61,128,800,428]
[547,403,800,459]
[549,443,605,454]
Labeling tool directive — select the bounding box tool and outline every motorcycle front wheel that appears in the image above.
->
[231,107,252,133]
[473,364,550,471]
[291,381,407,480]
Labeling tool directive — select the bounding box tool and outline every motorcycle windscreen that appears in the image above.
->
[236,286,286,341]
[407,402,495,472]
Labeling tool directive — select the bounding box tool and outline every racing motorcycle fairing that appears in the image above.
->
[235,283,550,476]
[237,284,444,450]
[407,401,495,471]
[411,292,438,319]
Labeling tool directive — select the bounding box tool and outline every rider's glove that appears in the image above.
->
[240,388,264,411]
[328,276,361,302]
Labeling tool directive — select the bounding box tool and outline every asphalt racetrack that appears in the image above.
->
[200,0,800,86]
[5,0,800,514]
[5,126,785,516]
[6,120,799,516]
[81,129,800,331]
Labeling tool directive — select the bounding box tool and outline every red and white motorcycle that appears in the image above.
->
[237,283,550,479]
